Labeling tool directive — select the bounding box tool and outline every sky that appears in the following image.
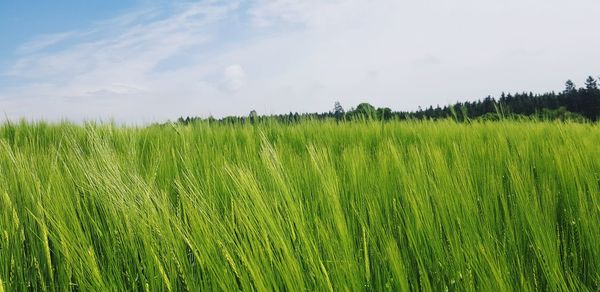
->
[1,0,600,123]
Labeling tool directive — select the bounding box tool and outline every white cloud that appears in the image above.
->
[1,0,600,123]
[223,64,246,92]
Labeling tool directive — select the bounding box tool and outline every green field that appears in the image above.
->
[1,120,599,291]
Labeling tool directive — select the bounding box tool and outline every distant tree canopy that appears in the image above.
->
[175,76,600,125]
[350,103,376,120]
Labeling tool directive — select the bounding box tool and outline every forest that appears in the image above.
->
[177,76,600,124]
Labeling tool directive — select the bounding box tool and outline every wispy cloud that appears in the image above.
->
[2,1,241,122]
[1,0,600,123]
[16,31,78,55]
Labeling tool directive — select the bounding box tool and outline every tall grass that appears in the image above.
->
[0,119,599,291]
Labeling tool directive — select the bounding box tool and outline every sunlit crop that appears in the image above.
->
[1,119,599,291]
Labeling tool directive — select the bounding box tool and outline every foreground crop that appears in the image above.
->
[0,120,599,291]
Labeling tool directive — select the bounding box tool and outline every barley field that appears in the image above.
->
[0,120,599,291]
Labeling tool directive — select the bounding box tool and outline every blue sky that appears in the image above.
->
[1,0,600,123]
[0,1,137,62]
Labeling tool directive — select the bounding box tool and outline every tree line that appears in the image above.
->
[176,76,600,124]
